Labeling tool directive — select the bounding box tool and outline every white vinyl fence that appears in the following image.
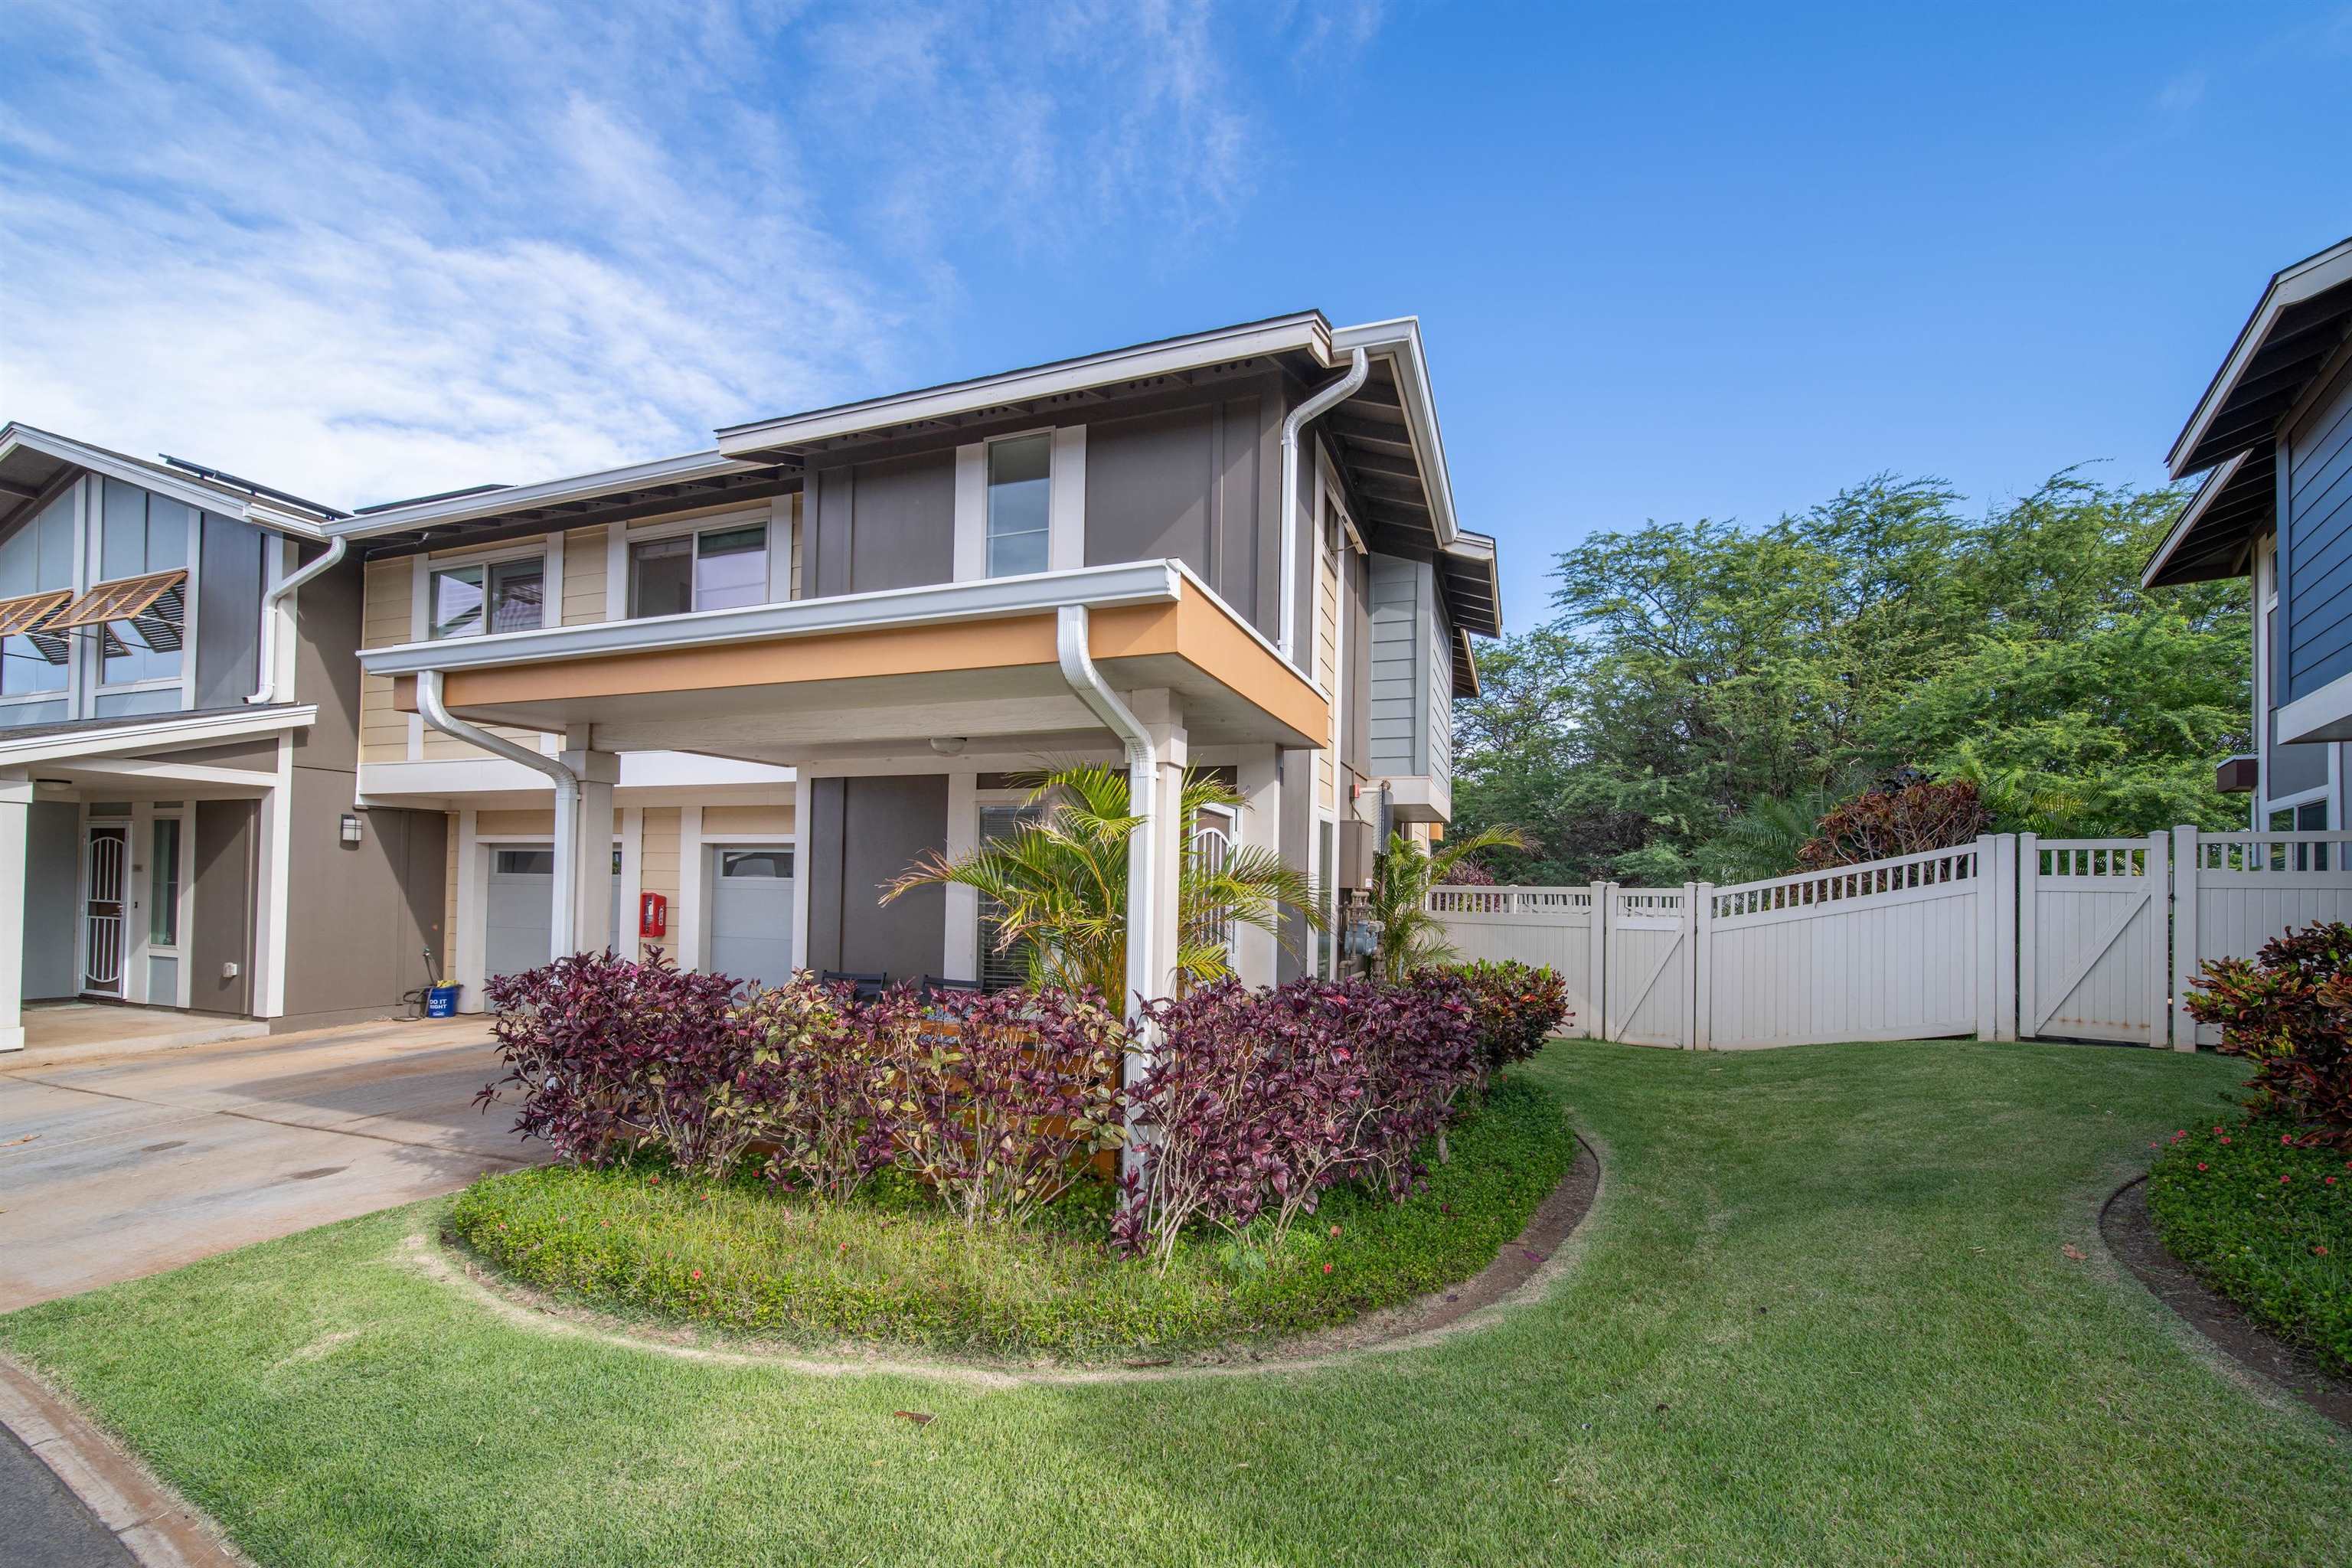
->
[1429,828,2352,1051]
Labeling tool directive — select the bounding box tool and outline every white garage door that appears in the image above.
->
[485,846,622,982]
[707,845,794,991]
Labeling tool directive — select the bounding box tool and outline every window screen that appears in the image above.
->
[985,436,1050,577]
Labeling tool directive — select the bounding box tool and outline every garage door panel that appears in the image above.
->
[707,845,793,991]
[485,845,622,981]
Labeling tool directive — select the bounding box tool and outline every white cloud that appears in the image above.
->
[2155,69,2207,113]
[0,0,1378,509]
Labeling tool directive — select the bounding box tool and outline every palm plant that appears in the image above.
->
[881,761,1321,1004]
[1367,824,1533,980]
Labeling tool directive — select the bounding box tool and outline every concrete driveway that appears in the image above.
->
[0,1017,537,1311]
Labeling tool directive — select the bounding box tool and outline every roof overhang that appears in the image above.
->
[325,448,795,554]
[714,313,1338,457]
[0,703,315,769]
[0,424,337,541]
[2168,236,2352,479]
[2141,446,2273,588]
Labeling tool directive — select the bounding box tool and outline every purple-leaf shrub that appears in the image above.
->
[477,947,745,1168]
[735,978,889,1199]
[1117,976,1484,1267]
[872,985,1129,1227]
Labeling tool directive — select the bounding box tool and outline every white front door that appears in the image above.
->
[82,825,129,998]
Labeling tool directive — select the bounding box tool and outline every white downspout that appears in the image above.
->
[1055,605,1156,1030]
[247,534,346,704]
[415,668,583,956]
[1278,348,1367,665]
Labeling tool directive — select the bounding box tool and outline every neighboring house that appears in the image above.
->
[0,425,445,1050]
[2146,236,2352,831]
[349,312,1498,1014]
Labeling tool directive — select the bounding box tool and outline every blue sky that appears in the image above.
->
[4,2,2350,635]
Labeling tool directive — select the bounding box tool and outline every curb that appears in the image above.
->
[0,1355,247,1567]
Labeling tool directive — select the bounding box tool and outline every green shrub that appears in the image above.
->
[447,1074,1576,1358]
[2145,1119,2351,1377]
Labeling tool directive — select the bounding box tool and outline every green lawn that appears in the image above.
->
[7,1040,2350,1566]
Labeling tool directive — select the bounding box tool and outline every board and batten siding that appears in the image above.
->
[1365,554,1452,784]
[2283,354,2352,703]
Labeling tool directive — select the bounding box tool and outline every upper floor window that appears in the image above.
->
[986,435,1050,577]
[431,557,543,639]
[94,480,189,688]
[629,522,767,616]
[0,490,75,697]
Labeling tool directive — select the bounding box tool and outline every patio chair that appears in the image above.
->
[818,969,890,1001]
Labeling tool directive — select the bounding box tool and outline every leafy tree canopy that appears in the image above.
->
[1452,470,2249,886]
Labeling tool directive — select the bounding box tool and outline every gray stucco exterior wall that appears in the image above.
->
[191,512,265,710]
[807,452,957,598]
[21,800,78,999]
[804,774,948,980]
[191,799,254,1015]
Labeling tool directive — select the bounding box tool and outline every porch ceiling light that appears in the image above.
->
[930,737,967,756]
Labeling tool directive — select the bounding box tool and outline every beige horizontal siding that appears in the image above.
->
[564,525,606,626]
[361,560,413,764]
[701,805,794,838]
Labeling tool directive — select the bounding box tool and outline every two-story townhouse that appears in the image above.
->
[348,312,1498,1018]
[0,425,446,1050]
[2145,237,2352,831]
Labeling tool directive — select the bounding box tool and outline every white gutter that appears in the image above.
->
[247,536,345,704]
[1278,348,1367,664]
[416,669,585,955]
[1055,604,1157,1039]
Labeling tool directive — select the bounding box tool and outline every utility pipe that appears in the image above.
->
[1277,348,1368,665]
[1055,604,1157,1035]
[416,668,585,956]
[246,534,346,704]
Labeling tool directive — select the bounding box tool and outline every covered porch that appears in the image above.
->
[360,560,1326,1017]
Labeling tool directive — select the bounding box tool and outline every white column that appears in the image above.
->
[454,808,484,1010]
[789,777,811,972]
[2171,825,2201,1052]
[1232,745,1282,988]
[676,804,705,970]
[1690,881,1713,1050]
[253,733,294,1018]
[0,772,30,1051]
[943,771,978,980]
[618,806,645,962]
[2145,828,2171,1051]
[555,738,619,956]
[1125,689,1187,1023]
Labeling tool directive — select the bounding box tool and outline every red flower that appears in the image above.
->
[2220,1136,2232,1145]
[2315,1246,2331,1256]
[2197,1163,2208,1171]
[690,1268,703,1281]
[2328,1177,2338,1186]
[2213,1125,2225,1135]
[1322,1263,1334,1275]
[1329,1224,1341,1238]
[2279,1174,2292,1184]
[2283,1134,2295,1146]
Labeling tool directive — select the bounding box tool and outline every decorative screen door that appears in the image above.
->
[83,825,129,996]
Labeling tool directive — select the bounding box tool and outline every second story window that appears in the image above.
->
[985,435,1050,577]
[94,479,189,688]
[430,557,543,639]
[629,521,767,616]
[0,490,75,699]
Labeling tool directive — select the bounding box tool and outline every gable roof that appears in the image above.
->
[2168,235,2352,479]
[0,423,344,539]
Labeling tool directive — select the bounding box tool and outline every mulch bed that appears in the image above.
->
[2100,1175,2352,1430]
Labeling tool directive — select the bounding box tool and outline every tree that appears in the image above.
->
[1364,825,1532,979]
[1451,470,2249,884]
[881,762,1322,1003]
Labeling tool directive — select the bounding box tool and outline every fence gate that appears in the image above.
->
[1702,841,1997,1050]
[1603,886,1692,1047]
[2019,834,2167,1046]
[1426,884,1601,1038]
